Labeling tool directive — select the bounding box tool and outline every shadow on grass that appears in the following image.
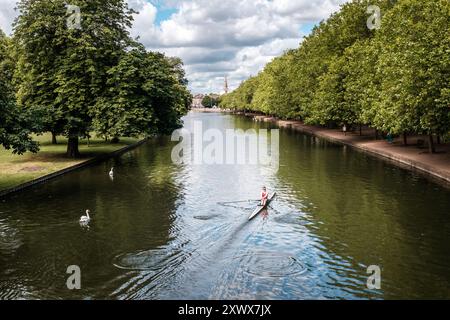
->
[14,148,128,163]
[5,137,141,163]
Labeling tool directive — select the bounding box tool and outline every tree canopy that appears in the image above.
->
[220,0,449,153]
[91,46,191,138]
[1,0,192,157]
[0,30,38,154]
[201,95,220,108]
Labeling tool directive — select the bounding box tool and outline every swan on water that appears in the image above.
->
[80,209,91,223]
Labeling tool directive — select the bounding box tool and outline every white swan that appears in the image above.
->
[80,210,91,223]
[109,167,114,177]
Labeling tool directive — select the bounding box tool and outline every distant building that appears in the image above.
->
[191,94,205,108]
[224,76,229,94]
[191,93,221,108]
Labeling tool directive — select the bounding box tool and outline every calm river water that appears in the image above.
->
[1,112,450,300]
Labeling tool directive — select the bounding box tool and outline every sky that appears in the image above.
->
[0,0,349,94]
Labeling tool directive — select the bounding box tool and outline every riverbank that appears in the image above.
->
[0,134,145,197]
[246,113,450,184]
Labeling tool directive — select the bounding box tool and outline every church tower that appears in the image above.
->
[224,76,229,94]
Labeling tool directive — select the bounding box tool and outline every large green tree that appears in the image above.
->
[14,0,135,157]
[374,0,450,153]
[251,52,298,118]
[305,0,394,126]
[201,95,214,108]
[146,52,191,134]
[91,46,190,138]
[343,39,380,132]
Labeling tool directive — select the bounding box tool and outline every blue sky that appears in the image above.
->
[300,23,317,36]
[154,7,177,25]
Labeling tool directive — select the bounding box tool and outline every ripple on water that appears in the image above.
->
[235,251,307,278]
[112,247,188,272]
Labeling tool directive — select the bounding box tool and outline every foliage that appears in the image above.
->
[0,29,38,154]
[373,0,450,137]
[11,0,191,157]
[201,94,220,108]
[220,0,449,152]
[91,46,190,138]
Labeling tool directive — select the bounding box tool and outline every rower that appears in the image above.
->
[261,186,268,206]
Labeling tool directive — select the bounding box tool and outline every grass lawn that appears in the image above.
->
[0,133,141,191]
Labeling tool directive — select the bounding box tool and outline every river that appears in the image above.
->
[1,112,450,299]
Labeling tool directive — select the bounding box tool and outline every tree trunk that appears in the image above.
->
[111,137,120,144]
[437,135,441,145]
[359,125,362,136]
[51,132,57,145]
[428,134,435,154]
[67,136,80,158]
[375,129,378,140]
[403,133,408,146]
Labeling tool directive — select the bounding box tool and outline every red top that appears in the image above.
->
[261,191,268,200]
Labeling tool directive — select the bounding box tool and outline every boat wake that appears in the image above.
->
[217,199,260,210]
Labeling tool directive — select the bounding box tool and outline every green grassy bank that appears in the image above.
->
[0,133,140,191]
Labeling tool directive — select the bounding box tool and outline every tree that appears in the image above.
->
[236,77,259,112]
[92,47,190,137]
[0,29,38,154]
[305,0,393,126]
[247,54,299,118]
[219,92,237,110]
[374,0,450,153]
[90,46,155,140]
[201,95,213,108]
[343,39,380,134]
[202,95,220,108]
[308,39,377,130]
[308,55,344,127]
[145,52,191,134]
[14,0,135,157]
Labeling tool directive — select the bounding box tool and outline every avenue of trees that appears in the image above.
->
[0,0,191,157]
[220,0,450,153]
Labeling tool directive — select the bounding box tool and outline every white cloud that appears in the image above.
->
[129,0,349,93]
[0,0,349,93]
[130,2,158,42]
[0,0,18,35]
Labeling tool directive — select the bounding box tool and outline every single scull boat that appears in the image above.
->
[248,192,276,221]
